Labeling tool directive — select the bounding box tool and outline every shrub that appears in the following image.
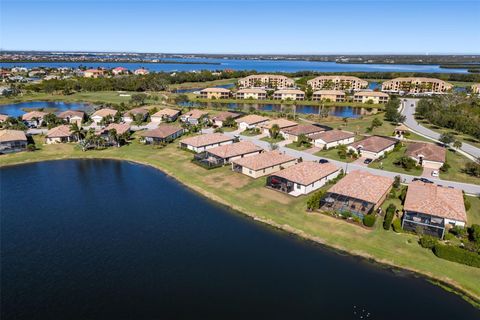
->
[363,214,376,227]
[392,219,403,233]
[393,175,401,189]
[306,190,325,211]
[469,224,480,244]
[419,235,438,249]
[399,188,407,203]
[26,144,36,152]
[383,204,396,230]
[450,225,467,238]
[433,244,480,268]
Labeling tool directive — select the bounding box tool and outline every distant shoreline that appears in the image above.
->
[0,59,221,65]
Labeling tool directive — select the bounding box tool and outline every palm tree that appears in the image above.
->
[269,123,280,139]
[108,129,119,147]
[70,122,83,142]
[453,140,462,150]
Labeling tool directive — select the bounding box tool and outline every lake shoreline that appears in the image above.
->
[2,154,479,309]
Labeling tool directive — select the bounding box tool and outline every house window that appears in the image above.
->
[296,184,301,189]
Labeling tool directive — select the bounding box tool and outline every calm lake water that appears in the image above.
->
[179,101,377,118]
[1,160,479,319]
[0,101,92,117]
[0,58,468,73]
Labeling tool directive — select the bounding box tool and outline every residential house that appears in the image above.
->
[309,130,355,149]
[134,68,149,75]
[150,108,180,123]
[267,161,340,196]
[211,111,241,127]
[122,107,149,124]
[307,76,368,91]
[321,170,393,217]
[198,87,231,99]
[179,133,235,153]
[381,77,453,94]
[312,90,346,102]
[235,114,270,131]
[273,89,305,101]
[45,125,76,144]
[402,182,467,238]
[91,108,118,125]
[0,129,28,153]
[139,125,184,144]
[406,142,446,169]
[112,67,128,75]
[260,119,297,136]
[238,75,295,89]
[83,69,105,78]
[281,124,327,142]
[231,151,297,179]
[97,123,131,145]
[57,110,85,126]
[22,111,48,127]
[0,114,9,123]
[180,109,209,125]
[348,135,397,159]
[353,91,389,104]
[196,141,263,166]
[235,88,268,100]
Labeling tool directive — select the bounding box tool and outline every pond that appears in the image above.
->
[0,101,93,118]
[1,160,479,319]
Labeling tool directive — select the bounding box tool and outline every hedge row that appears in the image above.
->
[433,244,480,268]
[383,204,395,230]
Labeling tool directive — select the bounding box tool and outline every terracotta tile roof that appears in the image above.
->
[123,107,148,116]
[92,108,118,118]
[272,161,339,186]
[313,90,346,95]
[236,114,270,125]
[231,151,297,171]
[98,123,130,135]
[309,130,355,143]
[349,136,397,153]
[206,141,263,159]
[184,109,208,119]
[308,75,366,82]
[0,129,27,142]
[328,170,393,204]
[151,108,180,118]
[212,111,241,122]
[274,89,305,94]
[21,110,48,121]
[394,124,410,132]
[354,91,389,97]
[236,88,267,94]
[57,110,85,119]
[282,124,325,136]
[404,182,467,222]
[46,125,73,138]
[200,87,230,93]
[0,114,8,122]
[406,142,446,163]
[180,133,234,147]
[139,125,183,139]
[261,118,298,130]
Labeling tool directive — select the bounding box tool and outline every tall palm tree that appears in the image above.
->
[70,122,83,142]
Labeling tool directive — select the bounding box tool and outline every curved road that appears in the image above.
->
[401,98,480,160]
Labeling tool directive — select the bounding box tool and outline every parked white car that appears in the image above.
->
[431,170,439,177]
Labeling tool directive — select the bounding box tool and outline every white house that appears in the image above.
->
[309,130,355,149]
[235,114,269,131]
[91,108,118,125]
[347,135,397,159]
[179,133,235,153]
[406,142,446,170]
[231,151,297,179]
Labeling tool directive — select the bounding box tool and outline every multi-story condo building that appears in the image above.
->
[198,87,231,99]
[307,76,368,91]
[311,90,346,102]
[353,91,389,104]
[381,77,453,94]
[235,88,267,100]
[238,74,295,89]
[472,83,480,94]
[273,89,305,101]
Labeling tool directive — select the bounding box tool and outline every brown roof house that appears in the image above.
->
[180,109,209,125]
[0,129,28,153]
[211,111,241,128]
[179,133,235,153]
[22,110,48,127]
[91,108,118,125]
[347,135,397,160]
[122,107,149,123]
[321,170,393,217]
[231,151,297,179]
[235,114,270,131]
[46,125,77,144]
[58,110,85,126]
[196,141,263,167]
[312,90,346,102]
[309,130,355,150]
[280,124,327,142]
[260,119,298,136]
[406,142,446,170]
[150,108,180,123]
[97,123,131,146]
[198,87,231,99]
[139,125,184,144]
[267,161,340,196]
[402,182,467,238]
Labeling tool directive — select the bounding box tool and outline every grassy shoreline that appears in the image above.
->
[1,139,479,308]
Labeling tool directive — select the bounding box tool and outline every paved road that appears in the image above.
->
[401,98,480,159]
[221,130,480,196]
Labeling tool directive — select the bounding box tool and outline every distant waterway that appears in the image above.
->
[1,160,479,319]
[0,57,469,73]
[0,101,92,117]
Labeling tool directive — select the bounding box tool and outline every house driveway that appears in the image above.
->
[421,167,438,178]
[352,157,369,167]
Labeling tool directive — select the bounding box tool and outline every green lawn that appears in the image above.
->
[368,145,423,176]
[1,136,480,304]
[285,142,312,151]
[466,196,480,226]
[314,147,356,163]
[260,136,285,144]
[169,78,237,90]
[441,149,480,185]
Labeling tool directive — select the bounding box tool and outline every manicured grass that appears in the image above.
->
[314,147,356,163]
[368,145,423,176]
[241,130,261,137]
[1,137,480,304]
[260,136,285,144]
[441,149,480,185]
[285,142,311,151]
[466,196,480,226]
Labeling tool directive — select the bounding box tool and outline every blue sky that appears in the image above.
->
[1,0,479,54]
